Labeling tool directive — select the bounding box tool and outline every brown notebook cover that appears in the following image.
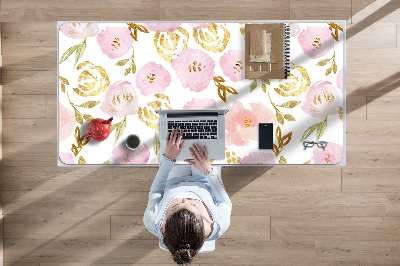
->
[245,23,290,79]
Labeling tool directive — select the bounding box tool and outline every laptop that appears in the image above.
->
[156,109,228,160]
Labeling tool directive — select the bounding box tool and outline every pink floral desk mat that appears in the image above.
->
[58,21,345,165]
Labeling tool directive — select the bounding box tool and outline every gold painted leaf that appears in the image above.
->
[59,76,70,85]
[136,24,149,33]
[103,159,111,164]
[61,83,66,93]
[333,60,337,74]
[78,100,100,108]
[75,110,83,125]
[83,114,94,121]
[338,107,343,120]
[116,59,130,66]
[59,44,79,64]
[154,131,160,155]
[213,76,225,83]
[273,144,280,157]
[125,67,132,76]
[78,156,86,164]
[262,79,270,85]
[300,123,319,142]
[276,111,284,125]
[110,122,118,133]
[316,59,330,66]
[114,117,127,145]
[325,67,332,76]
[75,39,86,67]
[226,86,238,94]
[131,60,137,74]
[304,159,312,164]
[284,114,296,121]
[74,126,81,141]
[250,80,257,92]
[316,117,327,141]
[218,85,227,103]
[155,93,171,104]
[278,100,301,108]
[71,144,79,157]
[279,156,287,164]
[281,132,292,146]
[261,83,267,93]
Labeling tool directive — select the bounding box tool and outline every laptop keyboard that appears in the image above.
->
[168,120,218,139]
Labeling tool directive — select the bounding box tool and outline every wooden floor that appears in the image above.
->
[1,0,400,265]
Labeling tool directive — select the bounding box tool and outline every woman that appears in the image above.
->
[144,127,232,264]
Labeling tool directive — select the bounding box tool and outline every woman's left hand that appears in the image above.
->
[164,127,186,161]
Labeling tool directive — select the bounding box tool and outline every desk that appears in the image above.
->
[58,21,345,165]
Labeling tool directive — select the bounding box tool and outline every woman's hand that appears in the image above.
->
[184,144,212,175]
[164,127,186,161]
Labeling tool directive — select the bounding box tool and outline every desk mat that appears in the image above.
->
[58,21,345,165]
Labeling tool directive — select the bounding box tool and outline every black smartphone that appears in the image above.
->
[258,123,273,149]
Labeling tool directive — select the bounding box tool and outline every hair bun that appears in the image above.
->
[179,242,191,250]
[174,248,193,264]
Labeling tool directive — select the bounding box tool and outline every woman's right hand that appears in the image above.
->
[184,143,212,175]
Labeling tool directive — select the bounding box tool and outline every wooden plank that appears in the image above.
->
[224,166,341,194]
[2,49,56,71]
[316,240,400,264]
[110,216,154,240]
[2,95,46,119]
[66,191,148,216]
[347,96,366,120]
[346,48,400,97]
[273,216,400,241]
[347,23,397,49]
[2,191,65,215]
[343,168,400,193]
[4,238,315,264]
[290,0,351,20]
[1,23,56,47]
[351,0,376,24]
[2,119,56,143]
[231,192,386,217]
[4,263,39,266]
[0,0,160,22]
[2,70,56,95]
[160,0,290,20]
[41,264,196,266]
[4,214,110,240]
[2,166,155,192]
[367,96,400,120]
[346,143,400,168]
[46,95,56,119]
[386,194,400,216]
[2,142,57,167]
[346,120,400,144]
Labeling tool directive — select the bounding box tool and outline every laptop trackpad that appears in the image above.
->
[182,140,209,159]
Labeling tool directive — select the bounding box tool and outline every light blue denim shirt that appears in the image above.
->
[144,155,232,241]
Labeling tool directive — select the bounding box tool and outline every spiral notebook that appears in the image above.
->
[245,23,290,79]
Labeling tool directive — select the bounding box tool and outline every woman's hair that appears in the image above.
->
[163,208,206,264]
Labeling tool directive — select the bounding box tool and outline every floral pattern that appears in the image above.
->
[172,49,215,92]
[58,22,345,165]
[298,26,334,59]
[301,81,340,117]
[136,62,171,96]
[97,26,133,59]
[60,23,99,39]
[219,50,245,82]
[100,81,139,118]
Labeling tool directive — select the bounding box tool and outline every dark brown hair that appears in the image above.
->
[163,208,206,264]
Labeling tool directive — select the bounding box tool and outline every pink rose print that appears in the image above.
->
[301,81,340,117]
[144,23,181,32]
[136,62,171,96]
[312,142,343,164]
[289,23,300,37]
[188,23,208,30]
[97,26,133,59]
[298,26,334,59]
[172,49,215,92]
[219,50,245,82]
[59,152,75,164]
[60,23,99,39]
[225,101,277,147]
[241,152,276,164]
[59,103,76,142]
[336,68,343,93]
[111,142,150,164]
[100,81,139,118]
[183,98,218,109]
